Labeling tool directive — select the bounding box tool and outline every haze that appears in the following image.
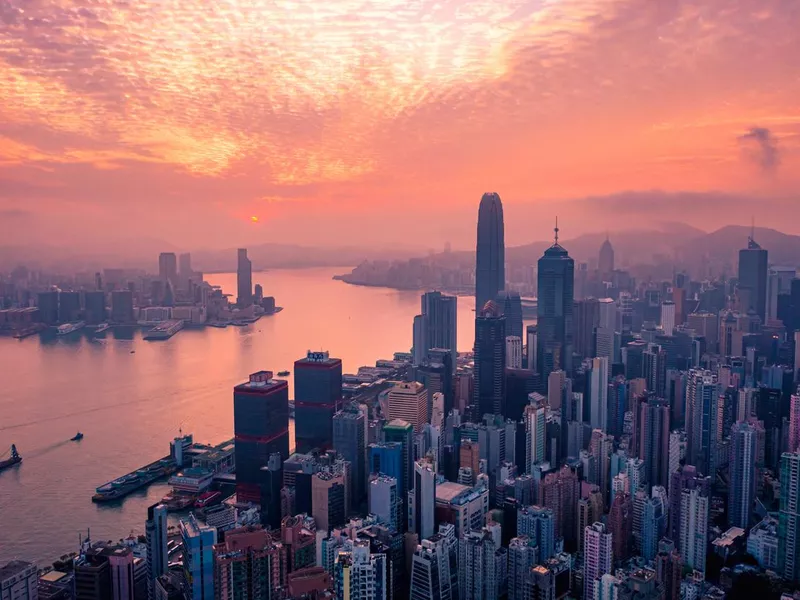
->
[1,0,799,254]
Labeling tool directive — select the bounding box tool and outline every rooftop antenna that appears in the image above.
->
[750,216,755,242]
[554,217,559,245]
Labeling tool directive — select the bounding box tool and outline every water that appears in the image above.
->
[0,268,478,566]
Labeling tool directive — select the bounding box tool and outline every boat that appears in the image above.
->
[194,491,222,509]
[57,321,86,336]
[130,350,135,354]
[0,445,22,472]
[161,493,195,512]
[71,432,84,441]
[94,323,111,333]
[277,370,290,377]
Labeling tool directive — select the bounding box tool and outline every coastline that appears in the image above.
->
[332,274,474,296]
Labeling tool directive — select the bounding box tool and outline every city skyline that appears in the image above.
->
[2,1,800,250]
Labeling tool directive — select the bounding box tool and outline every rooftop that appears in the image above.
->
[235,371,287,393]
[0,560,36,581]
[435,481,470,503]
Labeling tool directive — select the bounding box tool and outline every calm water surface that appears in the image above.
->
[0,268,477,566]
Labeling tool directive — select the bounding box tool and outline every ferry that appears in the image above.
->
[71,432,84,441]
[143,319,184,341]
[0,445,22,472]
[194,491,222,509]
[94,323,111,333]
[277,370,290,377]
[57,321,86,336]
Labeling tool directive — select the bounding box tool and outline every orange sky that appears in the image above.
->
[1,0,799,250]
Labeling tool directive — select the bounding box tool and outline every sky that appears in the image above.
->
[1,0,799,252]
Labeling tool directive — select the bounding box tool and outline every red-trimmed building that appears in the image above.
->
[294,351,343,454]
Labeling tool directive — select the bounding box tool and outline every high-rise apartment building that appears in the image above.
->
[686,369,720,479]
[180,514,217,600]
[583,522,613,600]
[540,465,579,549]
[638,396,671,489]
[475,193,505,314]
[607,493,632,563]
[473,301,506,419]
[459,528,500,600]
[213,526,285,600]
[790,394,800,453]
[410,534,456,600]
[0,561,37,600]
[145,503,168,600]
[679,487,709,574]
[369,475,398,531]
[654,540,682,600]
[668,465,710,546]
[779,452,800,582]
[588,357,609,431]
[728,420,759,529]
[507,537,539,600]
[536,227,575,379]
[233,371,290,503]
[738,234,768,322]
[333,540,387,600]
[517,506,555,561]
[524,400,547,474]
[386,382,428,434]
[312,471,347,533]
[294,351,343,453]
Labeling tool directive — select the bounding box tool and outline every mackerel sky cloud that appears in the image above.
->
[1,0,799,248]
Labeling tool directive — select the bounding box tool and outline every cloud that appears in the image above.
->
[738,127,781,171]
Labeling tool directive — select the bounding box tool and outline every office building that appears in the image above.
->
[738,234,768,321]
[661,301,676,336]
[233,249,252,309]
[506,368,540,422]
[583,523,613,600]
[108,547,134,600]
[410,535,456,600]
[312,471,347,533]
[679,486,709,574]
[524,400,547,473]
[178,253,192,282]
[526,325,538,371]
[779,452,800,582]
[37,290,59,325]
[145,504,168,600]
[413,291,458,366]
[213,526,285,600]
[294,351,343,453]
[234,371,290,503]
[382,420,415,528]
[459,528,500,600]
[386,382,428,433]
[587,357,609,431]
[74,545,112,600]
[497,290,523,340]
[728,420,759,529]
[599,237,614,275]
[84,291,106,324]
[473,301,506,419]
[517,506,555,561]
[158,252,177,283]
[506,335,523,369]
[180,514,217,600]
[110,290,134,324]
[333,403,367,506]
[333,540,387,600]
[409,459,436,540]
[0,561,37,600]
[369,475,398,531]
[475,192,506,314]
[573,298,599,360]
[537,226,575,378]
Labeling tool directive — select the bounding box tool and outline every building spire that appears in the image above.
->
[554,216,559,244]
[750,216,755,243]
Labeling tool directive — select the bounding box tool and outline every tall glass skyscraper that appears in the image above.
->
[475,193,505,313]
[536,226,575,378]
[180,514,217,600]
[472,301,506,419]
[294,351,343,453]
[237,248,253,308]
[738,234,768,321]
[413,291,458,366]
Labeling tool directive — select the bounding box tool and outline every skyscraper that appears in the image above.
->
[573,299,600,360]
[294,351,343,453]
[369,475,398,531]
[524,400,547,473]
[180,514,216,600]
[738,233,768,322]
[779,452,800,582]
[540,465,579,549]
[213,526,286,600]
[333,540,387,600]
[233,371,290,503]
[409,458,436,540]
[598,237,614,276]
[583,522,613,600]
[668,465,711,546]
[158,252,178,283]
[473,301,506,419]
[333,403,367,507]
[506,336,523,369]
[413,291,458,366]
[178,253,192,283]
[145,504,168,600]
[607,493,632,563]
[237,248,253,308]
[497,290,523,339]
[789,393,800,453]
[475,192,505,313]
[382,420,415,530]
[459,528,500,600]
[729,420,759,529]
[638,396,671,489]
[686,369,720,479]
[410,535,456,600]
[537,225,575,378]
[679,486,709,575]
[588,357,609,431]
[507,537,539,600]
[386,382,429,433]
[661,301,676,336]
[517,506,555,561]
[312,471,347,532]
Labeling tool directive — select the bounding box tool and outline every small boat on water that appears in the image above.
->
[277,370,290,377]
[0,445,22,472]
[71,432,84,441]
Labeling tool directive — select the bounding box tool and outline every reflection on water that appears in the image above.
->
[0,268,477,566]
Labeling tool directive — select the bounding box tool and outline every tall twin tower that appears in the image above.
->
[474,192,574,381]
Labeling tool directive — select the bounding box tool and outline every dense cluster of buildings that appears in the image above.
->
[6,193,800,600]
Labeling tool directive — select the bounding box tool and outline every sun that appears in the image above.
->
[250,215,259,223]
